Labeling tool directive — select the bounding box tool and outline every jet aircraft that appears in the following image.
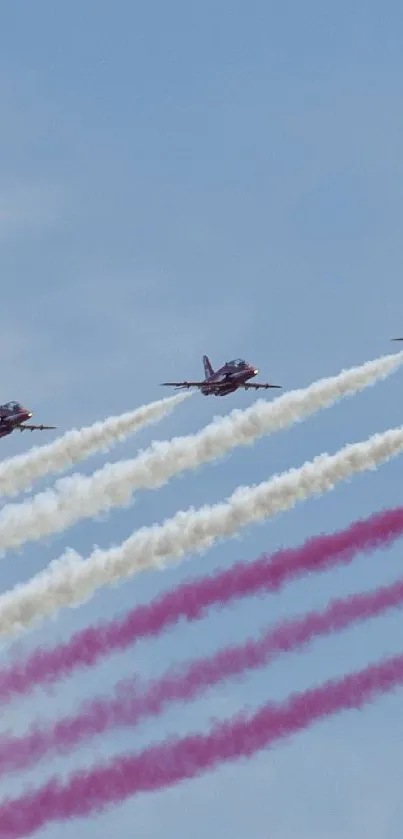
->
[0,401,56,438]
[161,355,282,396]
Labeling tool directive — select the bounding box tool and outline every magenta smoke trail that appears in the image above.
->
[1,651,403,837]
[1,505,403,705]
[2,574,403,778]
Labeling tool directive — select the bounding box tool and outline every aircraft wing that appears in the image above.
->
[243,382,282,390]
[161,381,206,389]
[20,424,57,431]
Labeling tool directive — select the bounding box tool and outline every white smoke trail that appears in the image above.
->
[0,351,400,553]
[1,422,403,638]
[0,393,188,498]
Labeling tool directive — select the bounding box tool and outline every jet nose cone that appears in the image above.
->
[253,368,259,375]
[27,411,33,418]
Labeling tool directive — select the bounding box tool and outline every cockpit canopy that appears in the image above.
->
[5,401,22,412]
[226,359,247,368]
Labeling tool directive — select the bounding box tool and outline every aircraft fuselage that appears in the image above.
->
[200,365,257,396]
[0,404,33,437]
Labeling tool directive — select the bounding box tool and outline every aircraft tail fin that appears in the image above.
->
[203,355,214,378]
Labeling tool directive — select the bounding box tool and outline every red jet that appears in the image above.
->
[0,401,56,438]
[161,355,282,396]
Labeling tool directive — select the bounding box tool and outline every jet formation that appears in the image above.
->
[2,340,400,442]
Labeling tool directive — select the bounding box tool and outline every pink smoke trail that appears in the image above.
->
[2,574,403,778]
[1,651,403,837]
[1,505,403,705]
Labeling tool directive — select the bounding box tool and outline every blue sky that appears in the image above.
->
[1,1,403,836]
